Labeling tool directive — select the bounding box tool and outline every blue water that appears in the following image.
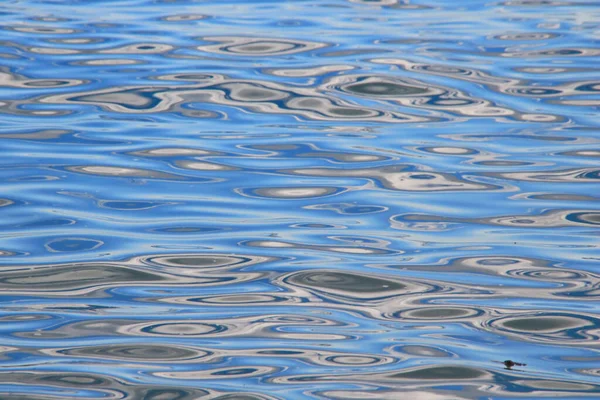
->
[1,0,600,398]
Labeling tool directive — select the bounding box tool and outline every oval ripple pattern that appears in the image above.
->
[1,0,599,399]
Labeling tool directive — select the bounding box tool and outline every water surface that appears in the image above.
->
[1,0,600,398]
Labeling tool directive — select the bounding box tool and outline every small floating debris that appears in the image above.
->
[495,360,527,370]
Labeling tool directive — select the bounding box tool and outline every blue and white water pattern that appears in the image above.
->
[1,0,600,398]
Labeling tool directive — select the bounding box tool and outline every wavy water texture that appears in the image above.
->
[0,0,599,399]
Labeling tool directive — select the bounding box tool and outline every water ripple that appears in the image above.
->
[1,0,600,398]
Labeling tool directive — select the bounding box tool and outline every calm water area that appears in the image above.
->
[1,0,600,399]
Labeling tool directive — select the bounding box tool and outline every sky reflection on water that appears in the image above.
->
[0,0,600,399]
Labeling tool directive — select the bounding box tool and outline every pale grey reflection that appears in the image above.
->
[415,146,536,169]
[246,143,388,163]
[67,165,184,180]
[392,209,600,229]
[181,347,396,369]
[318,354,395,367]
[72,90,158,109]
[395,345,455,358]
[376,255,599,299]
[99,43,174,54]
[514,192,598,201]
[131,147,221,157]
[27,47,81,55]
[327,73,516,118]
[318,390,470,400]
[279,269,430,301]
[574,368,600,378]
[483,313,599,344]
[290,222,347,230]
[243,186,340,199]
[213,394,281,400]
[513,379,598,392]
[221,82,290,102]
[0,314,53,322]
[306,202,388,215]
[0,371,122,392]
[349,0,433,7]
[492,32,559,41]
[554,99,600,107]
[46,37,104,44]
[44,237,103,253]
[486,210,600,227]
[6,25,80,34]
[244,240,396,256]
[320,48,389,57]
[396,307,481,321]
[371,57,600,107]
[18,313,350,341]
[513,111,571,122]
[197,36,328,56]
[499,0,588,6]
[152,365,280,380]
[271,364,493,388]
[0,264,164,293]
[161,14,206,21]
[154,293,300,307]
[15,319,221,339]
[36,76,423,122]
[389,365,489,380]
[44,344,209,362]
[297,151,388,163]
[132,387,211,399]
[133,321,227,336]
[0,53,21,59]
[349,0,401,5]
[246,144,301,153]
[0,253,272,296]
[175,160,236,171]
[284,165,499,192]
[144,253,272,269]
[76,58,145,66]
[0,69,85,89]
[424,255,555,277]
[98,199,173,210]
[151,73,226,83]
[440,132,591,144]
[264,65,354,77]
[0,372,214,399]
[0,103,74,117]
[515,66,574,73]
[30,16,72,22]
[330,75,435,98]
[561,149,600,158]
[501,48,600,58]
[497,315,591,332]
[473,160,536,167]
[415,146,478,156]
[285,96,383,119]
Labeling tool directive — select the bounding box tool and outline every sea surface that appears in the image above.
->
[1,0,599,399]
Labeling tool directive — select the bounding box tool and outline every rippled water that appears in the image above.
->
[1,0,600,398]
